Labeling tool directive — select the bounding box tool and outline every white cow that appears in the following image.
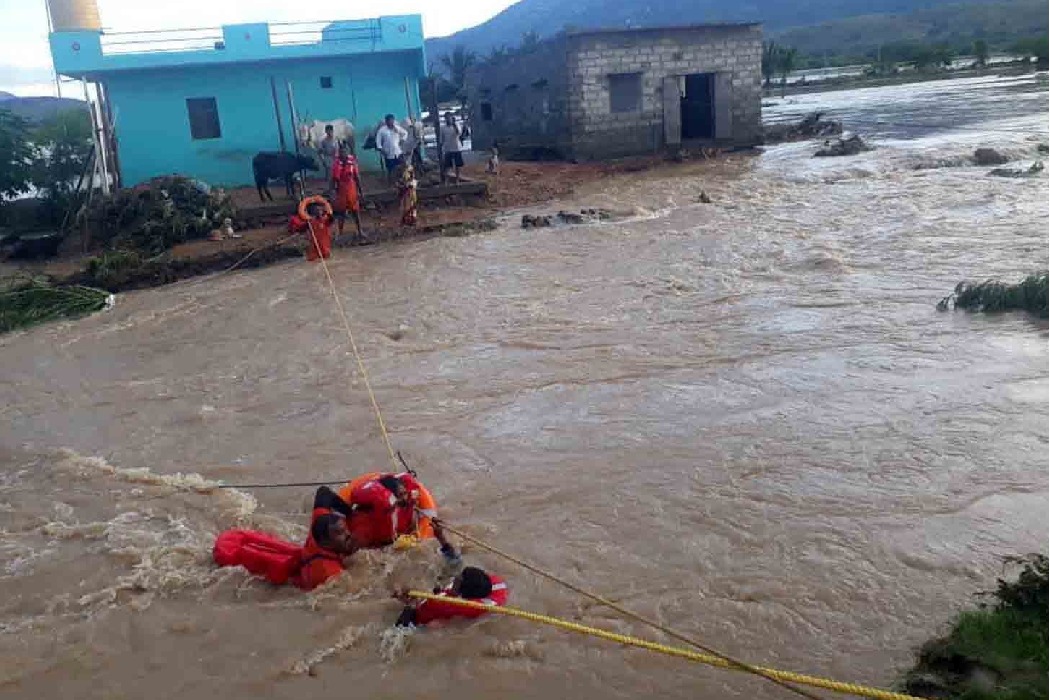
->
[298,118,355,150]
[298,118,354,183]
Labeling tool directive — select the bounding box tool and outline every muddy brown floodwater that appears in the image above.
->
[1,75,1047,700]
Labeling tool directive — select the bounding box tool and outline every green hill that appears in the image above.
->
[776,0,1048,61]
[425,0,1046,69]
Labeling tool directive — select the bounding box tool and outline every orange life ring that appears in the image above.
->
[338,472,437,540]
[298,195,333,221]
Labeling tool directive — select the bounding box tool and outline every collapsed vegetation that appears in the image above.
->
[938,273,1048,316]
[0,276,111,333]
[74,175,236,255]
[901,554,1048,700]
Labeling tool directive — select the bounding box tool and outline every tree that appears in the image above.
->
[778,47,798,96]
[931,44,956,69]
[28,109,93,226]
[520,31,540,52]
[761,41,778,88]
[440,45,477,98]
[869,44,898,75]
[973,39,989,67]
[1012,35,1049,68]
[0,109,33,207]
[910,45,937,72]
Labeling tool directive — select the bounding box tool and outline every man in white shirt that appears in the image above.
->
[440,112,464,182]
[376,114,407,184]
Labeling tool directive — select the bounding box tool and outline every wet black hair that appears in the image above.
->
[384,113,395,121]
[311,513,343,546]
[378,475,402,494]
[458,567,493,599]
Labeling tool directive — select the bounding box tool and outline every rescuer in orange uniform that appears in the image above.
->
[339,472,460,563]
[297,486,359,590]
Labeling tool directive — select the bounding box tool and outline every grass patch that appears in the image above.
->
[0,277,111,333]
[938,273,1048,316]
[902,554,1048,700]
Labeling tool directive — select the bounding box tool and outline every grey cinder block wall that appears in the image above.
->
[467,23,763,161]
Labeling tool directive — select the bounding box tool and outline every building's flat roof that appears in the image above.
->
[50,15,424,79]
[567,22,760,39]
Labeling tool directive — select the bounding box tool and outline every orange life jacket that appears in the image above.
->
[296,506,345,590]
[338,472,437,547]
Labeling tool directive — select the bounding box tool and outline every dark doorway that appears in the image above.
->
[681,73,715,139]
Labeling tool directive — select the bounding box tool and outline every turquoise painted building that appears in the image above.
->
[49,16,425,185]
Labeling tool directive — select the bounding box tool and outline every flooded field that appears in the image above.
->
[1,73,1047,699]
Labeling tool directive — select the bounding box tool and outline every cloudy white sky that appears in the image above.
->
[0,0,517,95]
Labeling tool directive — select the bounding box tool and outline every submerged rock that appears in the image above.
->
[698,190,713,203]
[988,161,1044,178]
[973,147,1009,166]
[814,135,872,157]
[556,210,586,225]
[763,112,843,144]
[521,214,553,229]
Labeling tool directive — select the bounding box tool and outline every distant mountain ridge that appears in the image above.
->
[425,0,1041,65]
[0,92,87,123]
[776,0,1047,58]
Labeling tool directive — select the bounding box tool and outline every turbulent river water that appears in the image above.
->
[1,74,1047,700]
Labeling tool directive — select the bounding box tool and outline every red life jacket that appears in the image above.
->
[414,574,509,626]
[212,529,303,586]
[296,506,346,590]
[348,473,423,548]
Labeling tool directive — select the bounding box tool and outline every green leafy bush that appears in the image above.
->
[75,176,235,255]
[938,273,1048,315]
[902,554,1048,700]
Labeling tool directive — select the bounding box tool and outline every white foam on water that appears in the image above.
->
[379,624,415,662]
[285,624,372,675]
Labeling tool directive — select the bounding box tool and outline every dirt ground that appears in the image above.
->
[6,151,748,286]
[186,157,677,260]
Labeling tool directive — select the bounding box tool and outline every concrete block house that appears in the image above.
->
[466,24,763,160]
[48,10,426,185]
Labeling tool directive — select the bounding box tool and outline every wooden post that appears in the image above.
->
[403,77,415,121]
[97,83,121,189]
[428,77,444,184]
[285,81,301,156]
[83,80,110,195]
[286,81,306,199]
[270,77,287,152]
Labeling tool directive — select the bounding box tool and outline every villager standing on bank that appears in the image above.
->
[331,143,365,241]
[376,114,408,185]
[440,113,465,182]
[318,124,338,185]
[397,161,418,226]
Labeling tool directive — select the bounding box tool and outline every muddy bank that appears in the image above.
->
[59,217,500,293]
[11,153,752,293]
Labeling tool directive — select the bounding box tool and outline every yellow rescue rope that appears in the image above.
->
[300,219,923,700]
[302,220,821,700]
[305,220,400,473]
[406,592,926,700]
[433,517,835,700]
